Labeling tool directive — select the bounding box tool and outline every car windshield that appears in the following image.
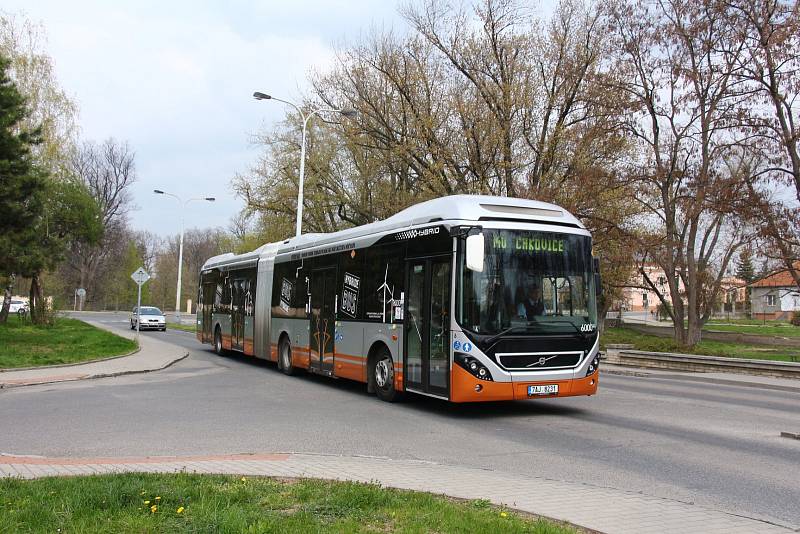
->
[138,307,162,315]
[457,229,597,336]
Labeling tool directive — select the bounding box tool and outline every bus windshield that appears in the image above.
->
[457,229,597,337]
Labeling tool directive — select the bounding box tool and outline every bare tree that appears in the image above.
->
[605,0,756,346]
[724,0,800,287]
[65,138,136,308]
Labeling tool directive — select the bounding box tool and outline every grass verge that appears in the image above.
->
[0,316,137,369]
[0,473,576,533]
[166,322,196,333]
[602,327,800,362]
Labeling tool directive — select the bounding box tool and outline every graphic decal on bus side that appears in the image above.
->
[341,272,360,318]
[280,278,293,313]
[366,264,404,323]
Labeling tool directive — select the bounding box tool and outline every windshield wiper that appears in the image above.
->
[484,320,589,344]
[539,319,589,339]
[484,325,540,345]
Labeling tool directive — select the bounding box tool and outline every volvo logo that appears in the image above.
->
[527,355,558,367]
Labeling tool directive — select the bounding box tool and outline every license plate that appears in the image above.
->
[528,384,558,396]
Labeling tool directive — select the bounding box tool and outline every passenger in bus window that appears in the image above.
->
[517,284,545,319]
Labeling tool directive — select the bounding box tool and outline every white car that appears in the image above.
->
[130,306,167,331]
[8,299,28,315]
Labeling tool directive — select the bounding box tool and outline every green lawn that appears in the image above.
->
[702,323,800,337]
[0,316,137,369]
[166,321,196,333]
[602,327,800,362]
[0,473,575,533]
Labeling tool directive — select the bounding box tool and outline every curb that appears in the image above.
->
[0,452,793,533]
[0,345,141,374]
[600,367,800,393]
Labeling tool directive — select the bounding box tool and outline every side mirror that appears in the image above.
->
[465,233,485,272]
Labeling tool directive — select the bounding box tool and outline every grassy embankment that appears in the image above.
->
[0,316,136,369]
[0,473,576,533]
[602,327,800,362]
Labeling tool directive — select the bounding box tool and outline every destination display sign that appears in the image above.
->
[491,233,566,253]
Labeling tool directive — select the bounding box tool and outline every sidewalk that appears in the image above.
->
[0,452,792,533]
[0,321,188,388]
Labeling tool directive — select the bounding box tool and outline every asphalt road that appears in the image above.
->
[2,311,799,528]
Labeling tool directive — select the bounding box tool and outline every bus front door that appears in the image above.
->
[310,267,336,374]
[404,256,451,398]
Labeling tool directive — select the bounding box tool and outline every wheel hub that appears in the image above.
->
[375,359,392,388]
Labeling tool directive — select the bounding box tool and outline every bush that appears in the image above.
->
[791,311,800,327]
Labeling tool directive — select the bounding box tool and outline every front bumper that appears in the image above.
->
[450,364,599,402]
[136,322,165,330]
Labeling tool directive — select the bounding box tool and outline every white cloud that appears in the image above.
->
[4,0,399,236]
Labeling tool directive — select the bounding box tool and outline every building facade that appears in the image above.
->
[751,265,800,321]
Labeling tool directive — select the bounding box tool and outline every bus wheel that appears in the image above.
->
[214,327,224,355]
[373,348,398,402]
[278,337,296,376]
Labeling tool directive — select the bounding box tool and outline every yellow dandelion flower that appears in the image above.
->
[150,504,158,513]
[177,506,185,514]
[500,512,508,518]
[140,491,146,495]
[241,477,247,482]
[155,496,161,501]
[144,500,150,505]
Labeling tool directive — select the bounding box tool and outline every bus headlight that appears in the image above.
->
[455,353,493,381]
[585,354,600,377]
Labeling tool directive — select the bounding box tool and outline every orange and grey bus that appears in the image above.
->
[197,195,601,402]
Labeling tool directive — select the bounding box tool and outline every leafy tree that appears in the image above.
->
[736,248,756,316]
[23,178,103,323]
[736,249,756,284]
[0,11,79,175]
[0,52,46,323]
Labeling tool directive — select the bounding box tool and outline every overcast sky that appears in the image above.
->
[5,1,403,237]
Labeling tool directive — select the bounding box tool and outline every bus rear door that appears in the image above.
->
[310,267,336,374]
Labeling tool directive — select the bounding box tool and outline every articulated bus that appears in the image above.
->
[197,195,601,402]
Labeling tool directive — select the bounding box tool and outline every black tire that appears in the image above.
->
[372,348,399,402]
[278,336,296,376]
[214,327,224,355]
[161,327,167,332]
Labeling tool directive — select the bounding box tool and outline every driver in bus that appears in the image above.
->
[517,284,545,320]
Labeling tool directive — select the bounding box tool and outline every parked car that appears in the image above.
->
[130,306,166,331]
[8,299,29,316]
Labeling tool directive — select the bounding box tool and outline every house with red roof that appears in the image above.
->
[751,264,800,321]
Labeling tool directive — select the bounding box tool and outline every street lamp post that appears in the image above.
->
[154,190,215,323]
[253,91,356,237]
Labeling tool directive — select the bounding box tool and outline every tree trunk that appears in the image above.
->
[685,316,703,348]
[29,273,46,325]
[0,274,14,324]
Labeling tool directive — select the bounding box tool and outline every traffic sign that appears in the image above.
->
[76,288,86,297]
[131,267,150,285]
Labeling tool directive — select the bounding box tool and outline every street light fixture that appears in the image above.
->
[153,190,215,323]
[252,91,356,237]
